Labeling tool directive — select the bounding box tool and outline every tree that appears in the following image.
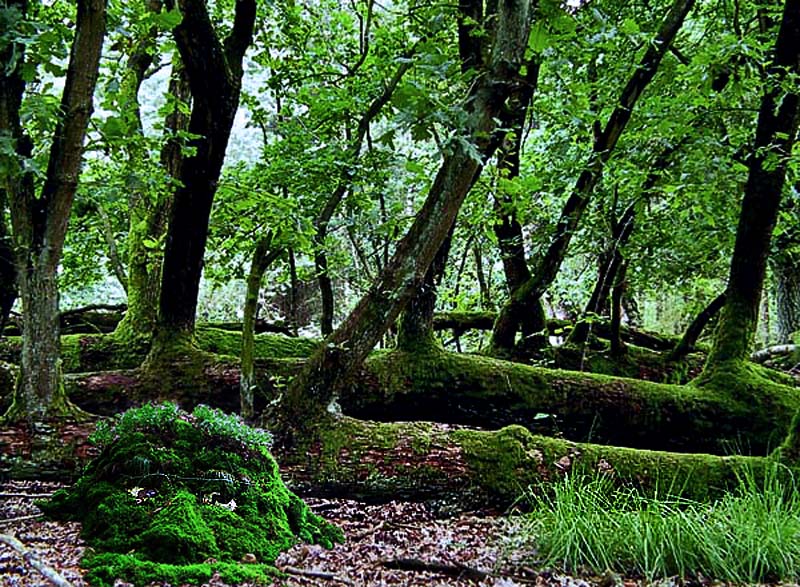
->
[152,0,256,348]
[702,0,800,371]
[0,0,106,421]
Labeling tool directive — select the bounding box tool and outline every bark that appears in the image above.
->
[491,0,696,353]
[274,0,535,442]
[668,292,726,360]
[0,191,17,335]
[240,236,283,420]
[396,228,453,352]
[154,0,256,341]
[1,0,106,423]
[705,0,800,368]
[774,248,800,344]
[116,58,191,340]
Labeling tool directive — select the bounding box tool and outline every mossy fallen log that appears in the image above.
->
[0,328,318,373]
[2,348,797,455]
[345,350,800,454]
[3,412,795,511]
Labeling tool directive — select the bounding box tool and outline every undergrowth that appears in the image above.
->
[41,403,343,586]
[522,466,800,583]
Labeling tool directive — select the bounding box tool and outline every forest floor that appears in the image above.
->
[0,480,752,587]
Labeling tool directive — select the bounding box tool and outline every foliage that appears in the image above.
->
[522,466,800,582]
[42,403,343,586]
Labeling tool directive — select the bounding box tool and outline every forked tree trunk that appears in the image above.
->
[1,0,106,422]
[116,59,191,341]
[152,0,256,347]
[703,0,800,370]
[668,292,726,360]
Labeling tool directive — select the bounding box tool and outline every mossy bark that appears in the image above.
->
[704,0,800,369]
[6,411,797,510]
[277,415,794,509]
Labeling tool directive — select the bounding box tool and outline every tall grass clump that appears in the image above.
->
[523,465,800,583]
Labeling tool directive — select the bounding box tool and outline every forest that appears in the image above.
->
[1,0,800,584]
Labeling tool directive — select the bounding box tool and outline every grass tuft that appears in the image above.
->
[522,465,800,583]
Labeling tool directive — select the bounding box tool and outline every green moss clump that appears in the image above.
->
[41,403,343,586]
[196,326,320,359]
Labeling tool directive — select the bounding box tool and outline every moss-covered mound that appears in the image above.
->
[41,403,343,586]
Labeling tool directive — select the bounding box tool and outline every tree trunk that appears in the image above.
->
[1,0,106,423]
[116,59,191,341]
[0,191,16,335]
[396,229,453,352]
[491,0,695,354]
[153,0,256,346]
[273,1,535,443]
[240,237,282,420]
[704,0,800,369]
[668,292,726,360]
[774,250,800,344]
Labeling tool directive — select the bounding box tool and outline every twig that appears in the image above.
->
[282,566,355,586]
[0,533,74,587]
[382,558,490,582]
[0,514,44,525]
[0,492,56,499]
[382,558,540,584]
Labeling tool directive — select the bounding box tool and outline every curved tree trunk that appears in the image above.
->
[668,292,726,360]
[271,0,535,443]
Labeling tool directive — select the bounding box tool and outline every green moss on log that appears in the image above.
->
[347,350,800,454]
[41,403,342,587]
[277,415,794,508]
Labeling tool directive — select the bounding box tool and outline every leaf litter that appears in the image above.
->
[0,480,775,587]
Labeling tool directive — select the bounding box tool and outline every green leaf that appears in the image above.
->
[152,7,183,31]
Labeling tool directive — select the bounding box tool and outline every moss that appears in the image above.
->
[196,327,319,359]
[82,553,277,587]
[42,403,342,586]
[352,350,800,455]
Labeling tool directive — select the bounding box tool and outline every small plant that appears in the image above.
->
[521,465,800,583]
[43,403,342,587]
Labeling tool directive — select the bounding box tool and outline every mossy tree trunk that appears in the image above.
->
[0,0,106,423]
[0,189,16,335]
[273,0,535,443]
[703,0,800,371]
[116,58,191,342]
[151,0,256,352]
[240,237,282,420]
[773,217,800,343]
[491,0,695,355]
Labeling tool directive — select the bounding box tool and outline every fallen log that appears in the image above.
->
[2,414,795,511]
[751,344,797,364]
[2,348,796,456]
[0,533,74,587]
